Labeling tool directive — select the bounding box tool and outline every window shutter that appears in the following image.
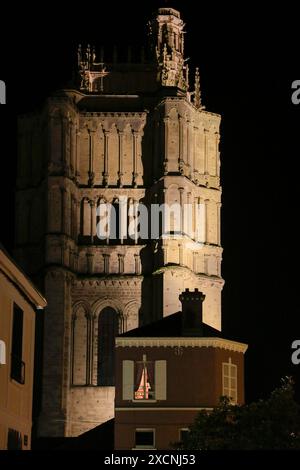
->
[122,360,134,400]
[0,340,6,364]
[155,360,167,400]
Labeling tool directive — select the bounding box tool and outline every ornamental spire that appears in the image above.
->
[192,67,205,110]
[149,8,188,91]
[77,44,109,93]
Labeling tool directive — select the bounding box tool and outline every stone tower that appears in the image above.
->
[15,7,223,437]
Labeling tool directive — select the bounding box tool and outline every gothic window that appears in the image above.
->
[97,307,119,386]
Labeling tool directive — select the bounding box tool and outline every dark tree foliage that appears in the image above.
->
[179,378,300,450]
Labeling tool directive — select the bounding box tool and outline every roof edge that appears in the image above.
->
[116,337,248,353]
[0,247,47,309]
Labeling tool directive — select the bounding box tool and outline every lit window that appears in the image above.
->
[134,355,155,400]
[122,358,167,401]
[222,358,237,404]
[135,429,155,449]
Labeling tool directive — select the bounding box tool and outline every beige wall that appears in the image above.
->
[0,270,36,450]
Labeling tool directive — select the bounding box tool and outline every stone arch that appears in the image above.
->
[92,298,123,322]
[92,298,124,386]
[123,300,139,332]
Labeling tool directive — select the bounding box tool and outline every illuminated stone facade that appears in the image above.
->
[15,8,223,437]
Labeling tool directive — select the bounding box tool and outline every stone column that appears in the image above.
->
[193,196,198,241]
[65,191,71,236]
[61,116,67,171]
[186,192,192,237]
[88,130,95,187]
[90,314,96,385]
[186,120,191,177]
[82,198,91,237]
[216,133,220,178]
[217,201,221,245]
[132,131,139,188]
[204,129,209,175]
[103,253,110,274]
[178,116,184,173]
[134,254,141,274]
[178,243,183,265]
[75,128,80,182]
[118,130,124,187]
[60,188,67,234]
[70,195,74,239]
[103,130,109,187]
[193,125,198,181]
[163,117,169,175]
[90,200,96,241]
[76,200,81,241]
[204,198,209,243]
[179,187,184,236]
[85,313,92,385]
[118,254,125,274]
[70,121,75,177]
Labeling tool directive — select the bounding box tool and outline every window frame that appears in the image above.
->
[179,428,190,443]
[133,356,155,401]
[133,428,156,450]
[10,303,25,385]
[222,357,237,404]
[122,357,167,402]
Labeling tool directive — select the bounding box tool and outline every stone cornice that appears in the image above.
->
[152,265,225,286]
[80,111,148,118]
[116,337,248,353]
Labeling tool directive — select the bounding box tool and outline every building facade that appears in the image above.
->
[0,244,47,449]
[114,289,247,450]
[15,8,224,437]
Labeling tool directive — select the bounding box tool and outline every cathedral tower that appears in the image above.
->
[15,7,223,437]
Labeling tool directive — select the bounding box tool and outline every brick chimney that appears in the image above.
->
[179,288,206,336]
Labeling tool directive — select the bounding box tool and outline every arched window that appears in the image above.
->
[97,307,119,386]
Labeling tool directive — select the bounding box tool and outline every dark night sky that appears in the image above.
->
[0,1,299,402]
